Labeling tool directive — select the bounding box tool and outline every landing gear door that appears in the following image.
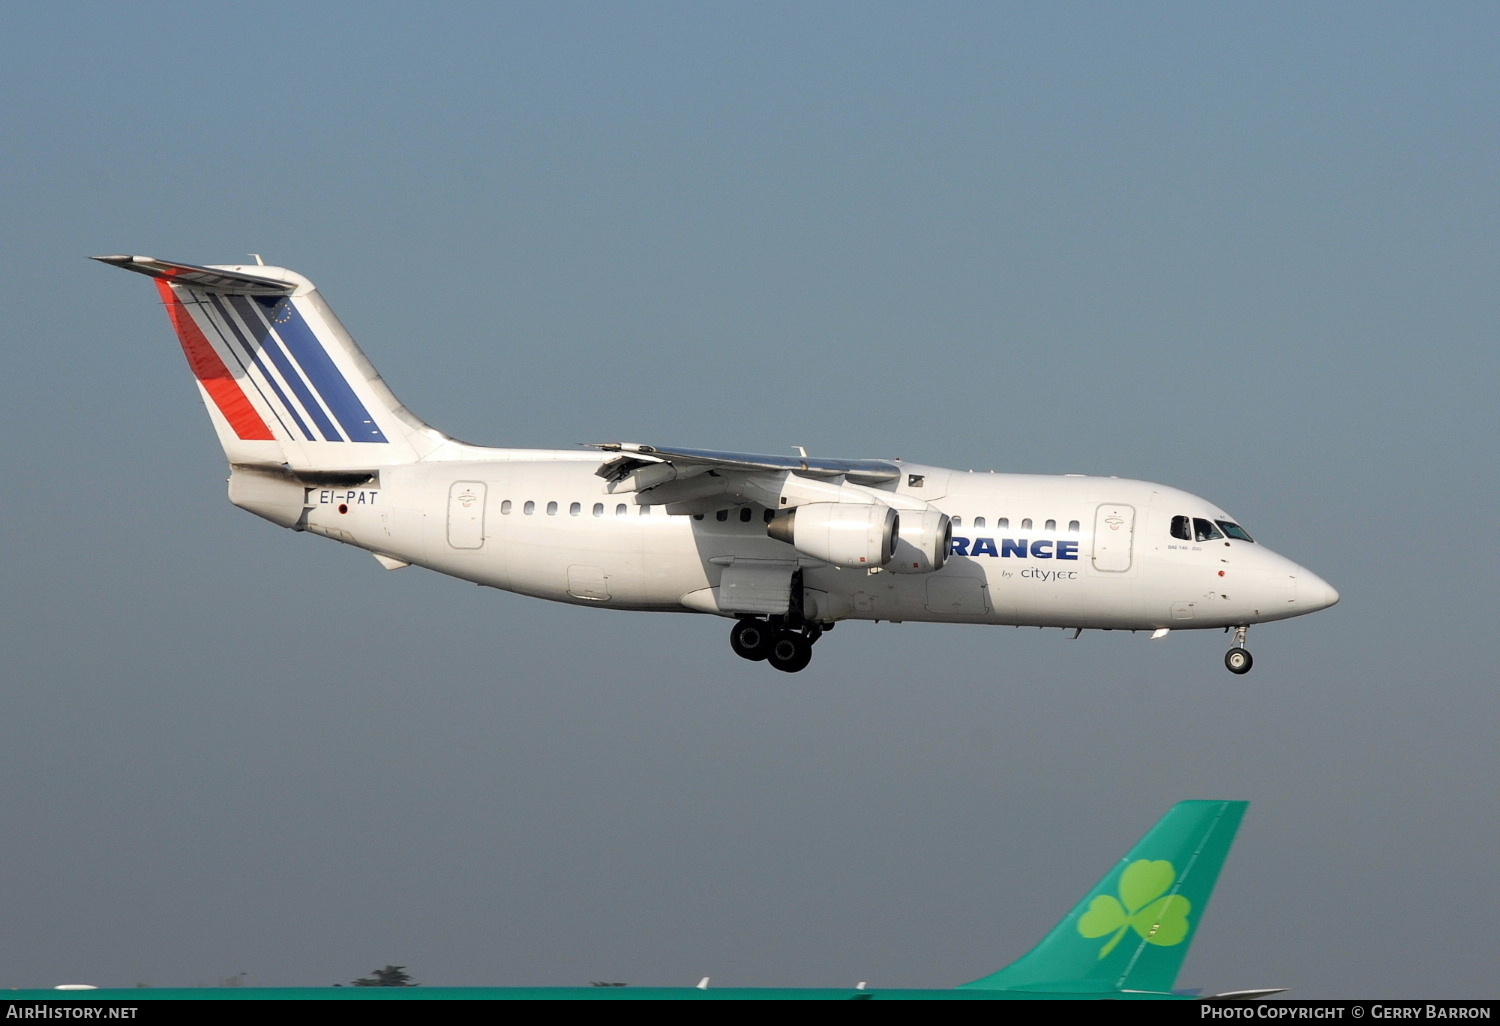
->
[718,559,797,616]
[1092,504,1135,572]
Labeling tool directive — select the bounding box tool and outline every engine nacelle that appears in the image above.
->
[767,502,898,568]
[885,509,951,574]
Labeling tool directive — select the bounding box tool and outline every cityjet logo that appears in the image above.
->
[1077,859,1191,958]
[950,537,1080,559]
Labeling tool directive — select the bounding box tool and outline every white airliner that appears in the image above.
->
[97,255,1338,674]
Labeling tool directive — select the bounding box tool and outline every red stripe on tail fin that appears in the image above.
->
[155,280,275,441]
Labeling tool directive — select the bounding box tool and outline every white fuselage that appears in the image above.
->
[285,449,1337,632]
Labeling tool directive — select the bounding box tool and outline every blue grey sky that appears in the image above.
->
[2,2,1495,997]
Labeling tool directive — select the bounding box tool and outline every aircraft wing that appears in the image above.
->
[588,443,904,516]
[590,443,901,486]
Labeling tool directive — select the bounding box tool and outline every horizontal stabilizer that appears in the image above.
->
[91,255,296,296]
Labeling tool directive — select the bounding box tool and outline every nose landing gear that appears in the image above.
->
[1225,625,1253,675]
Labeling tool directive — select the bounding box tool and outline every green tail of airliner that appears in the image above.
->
[960,799,1248,995]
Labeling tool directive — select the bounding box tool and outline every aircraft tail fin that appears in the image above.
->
[960,800,1248,995]
[94,255,452,471]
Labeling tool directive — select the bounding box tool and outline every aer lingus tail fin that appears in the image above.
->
[960,800,1248,995]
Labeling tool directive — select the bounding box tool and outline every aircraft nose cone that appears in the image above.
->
[1299,572,1339,612]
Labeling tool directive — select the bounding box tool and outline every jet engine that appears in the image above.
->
[885,509,951,574]
[767,502,898,567]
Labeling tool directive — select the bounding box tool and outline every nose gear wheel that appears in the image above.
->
[1225,625,1253,675]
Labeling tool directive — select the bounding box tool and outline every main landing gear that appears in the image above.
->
[730,617,827,674]
[1225,625,1253,675]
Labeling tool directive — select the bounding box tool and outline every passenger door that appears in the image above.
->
[1092,504,1135,572]
[447,481,486,549]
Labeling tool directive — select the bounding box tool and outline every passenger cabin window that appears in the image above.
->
[524,501,535,515]
[998,518,1009,529]
[740,508,752,522]
[974,517,986,528]
[546,501,558,516]
[763,509,774,523]
[640,505,651,515]
[1216,520,1254,542]
[1171,515,1191,540]
[1068,520,1080,532]
[1045,519,1056,531]
[616,504,628,517]
[952,516,962,527]
[501,500,512,515]
[716,509,729,521]
[1193,517,1223,542]
[570,502,581,516]
[593,503,604,517]
[1022,518,1033,530]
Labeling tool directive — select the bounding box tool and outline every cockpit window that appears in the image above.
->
[1170,515,1192,541]
[1193,518,1223,542]
[1216,520,1254,542]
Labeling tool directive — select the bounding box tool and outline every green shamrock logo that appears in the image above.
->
[1076,859,1192,958]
